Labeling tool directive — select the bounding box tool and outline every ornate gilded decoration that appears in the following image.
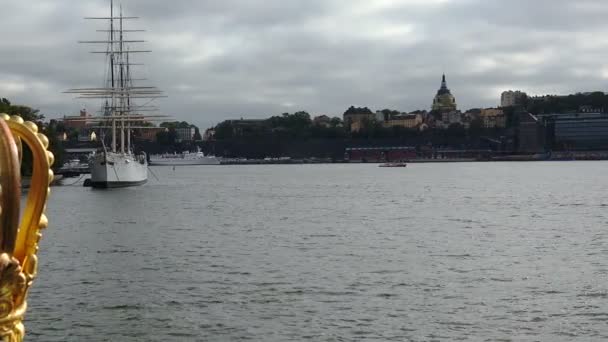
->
[0,114,53,341]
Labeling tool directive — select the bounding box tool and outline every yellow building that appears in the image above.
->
[479,108,506,128]
[432,74,457,112]
[383,114,423,129]
[343,106,376,132]
[350,120,366,132]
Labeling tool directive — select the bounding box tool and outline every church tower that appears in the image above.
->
[432,74,457,112]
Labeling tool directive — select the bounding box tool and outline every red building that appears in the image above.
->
[62,109,91,130]
[138,127,167,142]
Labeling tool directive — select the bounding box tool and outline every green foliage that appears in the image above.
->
[139,121,155,127]
[526,92,608,114]
[468,118,484,138]
[193,127,202,141]
[160,121,194,129]
[156,129,178,146]
[446,123,466,138]
[344,106,373,115]
[0,98,62,173]
[329,117,343,127]
[156,120,200,146]
[214,121,234,139]
[0,99,44,122]
[267,111,312,138]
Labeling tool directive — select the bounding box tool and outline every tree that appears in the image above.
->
[156,130,178,146]
[0,98,56,173]
[214,121,234,139]
[329,117,343,127]
[0,100,44,122]
[344,106,374,115]
[42,120,65,171]
[469,118,484,139]
[193,127,202,141]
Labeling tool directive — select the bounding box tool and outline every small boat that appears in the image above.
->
[57,158,91,177]
[379,162,407,167]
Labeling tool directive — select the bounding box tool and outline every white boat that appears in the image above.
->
[90,152,148,187]
[67,1,165,188]
[379,162,407,168]
[149,151,221,166]
[57,158,91,177]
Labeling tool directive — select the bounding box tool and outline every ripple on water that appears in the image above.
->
[26,163,608,340]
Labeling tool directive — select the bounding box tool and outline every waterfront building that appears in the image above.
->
[138,127,167,142]
[432,74,457,112]
[350,120,365,132]
[175,127,196,142]
[383,114,424,129]
[343,106,375,131]
[579,105,603,113]
[445,110,463,125]
[479,108,506,128]
[62,108,92,130]
[518,112,546,153]
[501,90,527,107]
[375,110,390,123]
[545,113,608,150]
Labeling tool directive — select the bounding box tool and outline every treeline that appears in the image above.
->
[208,110,511,159]
[526,91,608,114]
[147,121,202,154]
[214,111,345,140]
[0,98,65,173]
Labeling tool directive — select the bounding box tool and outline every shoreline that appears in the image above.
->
[218,157,607,165]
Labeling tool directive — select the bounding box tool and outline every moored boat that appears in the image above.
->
[149,151,221,166]
[66,0,166,188]
[379,162,407,167]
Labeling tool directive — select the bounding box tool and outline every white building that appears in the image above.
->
[501,90,527,107]
[175,127,195,142]
[440,110,463,125]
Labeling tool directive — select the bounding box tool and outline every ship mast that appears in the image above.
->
[66,0,167,154]
[126,48,132,151]
[119,5,125,154]
[110,0,116,152]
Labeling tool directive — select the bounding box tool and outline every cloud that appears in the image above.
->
[2,0,608,128]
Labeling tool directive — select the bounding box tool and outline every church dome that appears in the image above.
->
[432,74,457,112]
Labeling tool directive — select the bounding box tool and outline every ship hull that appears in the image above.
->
[90,179,147,188]
[90,152,148,189]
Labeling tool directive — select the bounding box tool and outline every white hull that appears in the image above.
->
[90,152,148,188]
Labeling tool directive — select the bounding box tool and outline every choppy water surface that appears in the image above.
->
[27,162,608,341]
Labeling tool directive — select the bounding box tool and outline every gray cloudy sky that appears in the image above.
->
[2,0,608,128]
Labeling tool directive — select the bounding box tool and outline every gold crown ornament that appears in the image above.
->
[0,114,53,342]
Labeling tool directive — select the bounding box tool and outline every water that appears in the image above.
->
[26,162,608,341]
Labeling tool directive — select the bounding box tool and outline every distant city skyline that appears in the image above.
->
[2,0,608,128]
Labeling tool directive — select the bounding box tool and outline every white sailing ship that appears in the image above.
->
[66,1,165,188]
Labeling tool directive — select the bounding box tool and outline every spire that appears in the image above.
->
[436,73,452,96]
